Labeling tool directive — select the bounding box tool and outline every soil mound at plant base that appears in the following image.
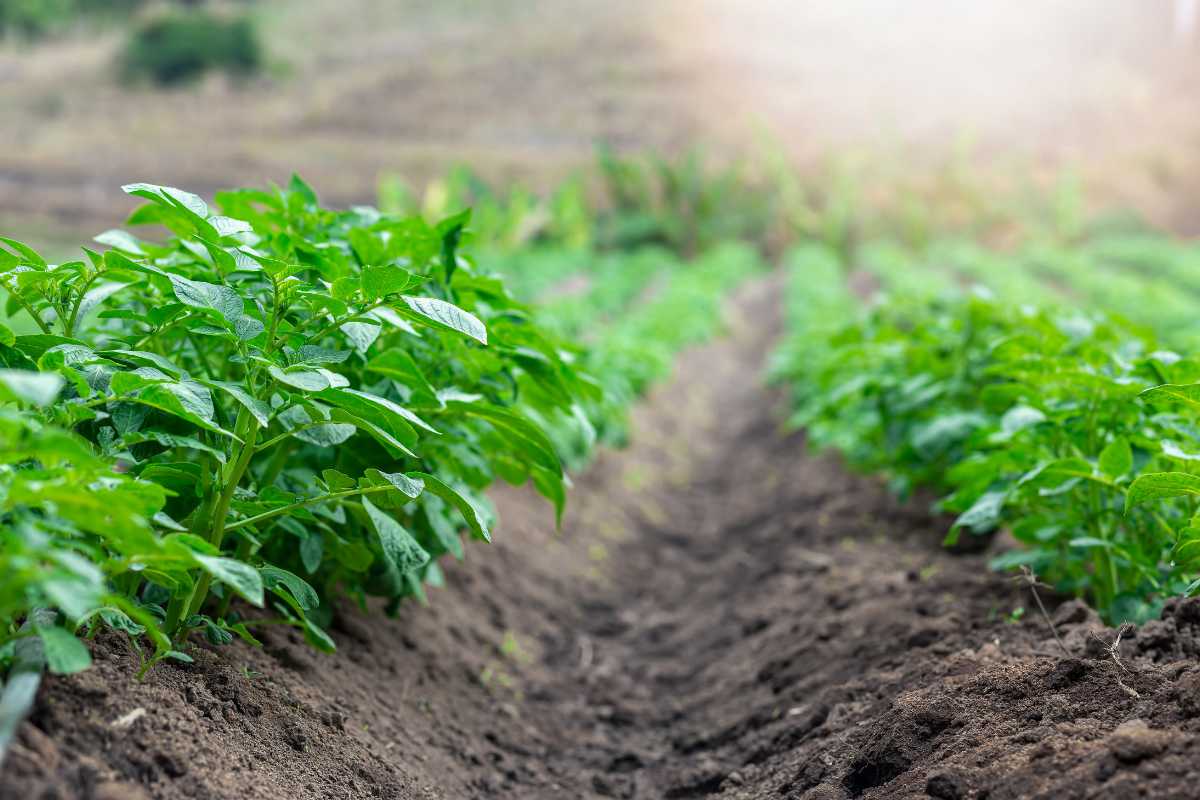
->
[5,277,1200,799]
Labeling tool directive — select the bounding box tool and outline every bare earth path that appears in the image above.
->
[7,278,1200,799]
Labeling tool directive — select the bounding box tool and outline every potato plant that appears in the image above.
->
[0,176,587,683]
[778,244,1200,623]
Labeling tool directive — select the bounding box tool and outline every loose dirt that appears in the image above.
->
[5,278,1200,799]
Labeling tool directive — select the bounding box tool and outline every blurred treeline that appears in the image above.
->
[0,0,261,85]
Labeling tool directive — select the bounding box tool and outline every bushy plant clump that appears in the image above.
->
[0,176,587,688]
[778,244,1200,623]
[120,9,261,86]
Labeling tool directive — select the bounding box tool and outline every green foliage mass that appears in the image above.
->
[120,9,261,86]
[0,0,147,39]
[0,176,587,683]
[777,241,1200,625]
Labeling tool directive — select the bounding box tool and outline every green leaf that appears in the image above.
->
[952,490,1006,533]
[133,382,240,439]
[364,349,438,401]
[35,626,92,675]
[363,468,425,499]
[1125,472,1200,513]
[192,555,265,607]
[1000,405,1045,436]
[165,274,259,335]
[301,618,336,653]
[269,365,342,392]
[101,349,186,378]
[362,264,420,300]
[362,496,430,573]
[318,387,435,442]
[1140,383,1200,412]
[445,400,561,476]
[260,566,319,612]
[288,174,319,208]
[123,183,209,218]
[201,380,271,426]
[1098,437,1133,478]
[0,237,47,268]
[400,296,487,344]
[411,472,491,543]
[0,369,64,406]
[93,229,146,255]
[322,468,357,491]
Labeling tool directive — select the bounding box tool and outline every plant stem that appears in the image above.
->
[182,409,261,624]
[223,484,392,533]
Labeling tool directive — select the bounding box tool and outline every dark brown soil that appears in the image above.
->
[5,278,1200,800]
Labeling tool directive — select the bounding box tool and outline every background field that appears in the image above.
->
[7,0,1200,254]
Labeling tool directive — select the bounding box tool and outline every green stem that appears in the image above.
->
[216,538,253,620]
[223,484,392,534]
[258,439,293,487]
[63,271,104,337]
[183,410,261,623]
[4,285,51,335]
[306,300,387,343]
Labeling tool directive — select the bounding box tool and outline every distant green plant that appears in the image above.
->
[777,247,1200,623]
[120,9,261,86]
[0,0,73,38]
[0,0,148,39]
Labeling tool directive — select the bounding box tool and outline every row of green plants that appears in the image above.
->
[0,163,768,765]
[776,241,1200,624]
[380,148,784,260]
[0,177,593,759]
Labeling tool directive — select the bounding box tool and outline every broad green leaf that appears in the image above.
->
[192,554,264,607]
[400,296,487,344]
[322,469,356,491]
[101,350,185,378]
[301,618,336,653]
[317,387,434,443]
[1000,405,1045,436]
[362,496,430,573]
[93,229,145,254]
[269,366,334,392]
[0,370,64,406]
[35,626,92,675]
[0,237,47,268]
[1125,472,1200,513]
[362,264,420,300]
[411,472,491,543]
[1098,437,1133,478]
[1140,383,1200,412]
[123,183,209,218]
[363,468,425,500]
[201,380,271,426]
[340,321,380,354]
[260,566,319,612]
[132,382,239,439]
[952,490,1006,533]
[166,274,249,328]
[445,400,560,476]
[209,216,253,237]
[364,349,438,401]
[1163,441,1200,462]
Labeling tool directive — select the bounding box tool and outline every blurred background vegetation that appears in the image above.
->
[4,1,1200,259]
